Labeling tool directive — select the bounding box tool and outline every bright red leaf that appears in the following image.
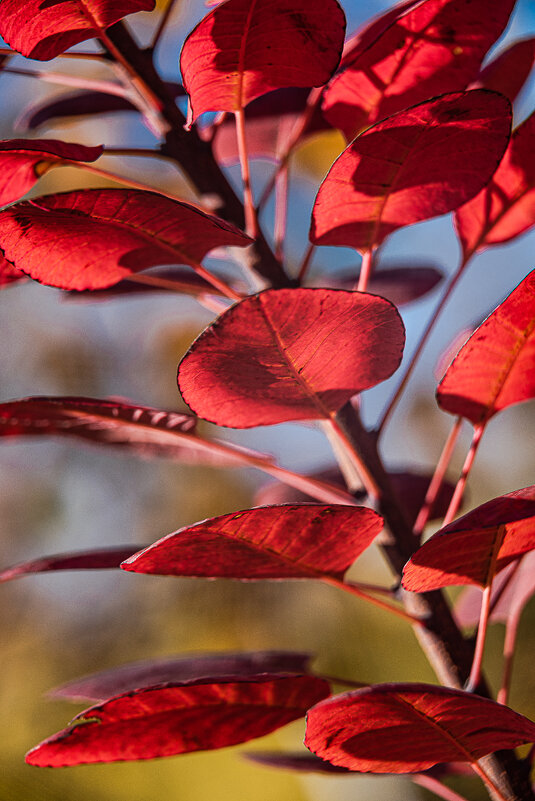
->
[311,90,511,252]
[320,264,444,306]
[436,270,535,424]
[26,675,330,766]
[0,0,155,61]
[0,139,103,207]
[50,651,313,703]
[181,0,345,124]
[455,112,535,259]
[305,683,535,772]
[472,38,535,104]
[0,189,251,290]
[178,288,405,428]
[0,546,144,583]
[122,504,383,580]
[322,0,516,140]
[402,485,535,592]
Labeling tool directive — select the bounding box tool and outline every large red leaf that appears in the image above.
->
[122,504,383,580]
[322,0,516,140]
[50,651,313,703]
[310,90,511,253]
[455,112,535,259]
[0,189,251,291]
[180,0,346,123]
[402,485,535,591]
[0,546,144,583]
[305,683,535,772]
[0,139,103,207]
[0,0,155,61]
[472,38,535,104]
[436,270,535,424]
[26,675,330,766]
[178,288,405,428]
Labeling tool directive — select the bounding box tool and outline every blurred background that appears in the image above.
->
[1,0,535,799]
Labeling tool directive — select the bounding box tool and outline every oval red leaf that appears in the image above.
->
[0,546,144,583]
[455,112,535,259]
[0,0,155,60]
[180,0,346,123]
[122,504,383,580]
[178,288,404,428]
[0,139,103,207]
[436,270,535,424]
[0,189,251,290]
[322,0,516,139]
[310,90,512,252]
[402,485,535,592]
[50,651,313,703]
[26,675,330,766]
[305,683,535,772]
[472,38,535,104]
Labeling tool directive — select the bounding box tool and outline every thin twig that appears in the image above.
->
[150,0,180,50]
[498,609,522,706]
[327,416,381,500]
[466,582,493,692]
[356,249,374,292]
[273,164,289,262]
[442,424,485,527]
[0,47,106,60]
[297,243,316,284]
[413,773,472,801]
[323,576,425,625]
[2,67,127,96]
[471,760,511,801]
[126,274,230,315]
[234,108,258,238]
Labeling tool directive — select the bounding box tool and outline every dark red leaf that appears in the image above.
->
[455,112,535,259]
[0,139,103,207]
[455,552,535,628]
[0,189,251,290]
[402,485,535,591]
[0,0,156,61]
[244,751,350,773]
[212,88,330,166]
[305,683,535,772]
[17,84,185,132]
[50,651,314,703]
[180,0,346,123]
[319,264,444,306]
[472,38,535,104]
[26,675,330,766]
[311,90,512,252]
[178,288,405,428]
[436,270,535,424]
[0,256,26,287]
[323,0,516,139]
[122,504,383,580]
[0,546,144,582]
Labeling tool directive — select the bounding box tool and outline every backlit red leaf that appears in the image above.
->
[436,270,535,424]
[0,546,144,583]
[311,90,511,252]
[322,0,516,139]
[0,139,103,207]
[472,38,535,104]
[178,288,405,428]
[122,504,383,580]
[180,0,346,123]
[0,0,155,61]
[50,651,313,703]
[402,485,535,591]
[0,189,251,290]
[305,683,535,772]
[26,675,330,766]
[455,112,535,259]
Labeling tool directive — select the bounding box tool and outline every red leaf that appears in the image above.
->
[122,504,383,580]
[310,90,512,252]
[455,112,535,259]
[178,288,405,428]
[0,189,251,290]
[0,546,144,582]
[26,675,330,766]
[436,270,535,424]
[402,485,535,591]
[0,139,103,207]
[0,256,26,288]
[305,683,535,772]
[180,0,346,123]
[472,38,535,104]
[323,0,516,139]
[0,0,156,61]
[50,651,314,703]
[319,264,444,306]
